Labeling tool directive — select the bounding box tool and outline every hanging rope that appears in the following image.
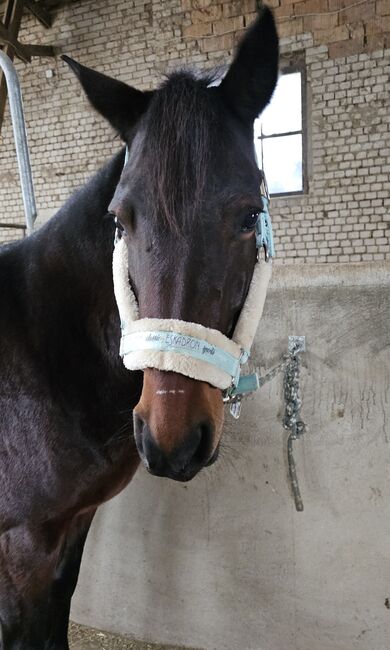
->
[251,338,306,512]
[283,347,306,512]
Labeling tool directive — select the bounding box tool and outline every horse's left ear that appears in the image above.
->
[61,56,153,140]
[219,5,279,125]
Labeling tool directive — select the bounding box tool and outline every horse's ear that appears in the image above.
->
[61,56,153,139]
[219,5,279,125]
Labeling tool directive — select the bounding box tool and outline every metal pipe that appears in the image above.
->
[0,51,37,234]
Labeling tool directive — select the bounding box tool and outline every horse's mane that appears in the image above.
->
[141,71,221,232]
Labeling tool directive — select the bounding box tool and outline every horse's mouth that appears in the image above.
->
[143,444,220,483]
[146,466,197,482]
[205,444,220,466]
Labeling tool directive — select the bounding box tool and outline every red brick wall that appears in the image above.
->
[179,0,389,59]
[0,0,389,264]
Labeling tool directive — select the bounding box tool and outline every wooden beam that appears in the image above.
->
[0,0,59,135]
[40,0,79,7]
[0,20,31,62]
[1,0,87,18]
[2,0,15,23]
[0,0,25,131]
[0,222,26,230]
[23,42,55,57]
[25,0,52,28]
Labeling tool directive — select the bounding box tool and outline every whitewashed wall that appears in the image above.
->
[72,262,390,650]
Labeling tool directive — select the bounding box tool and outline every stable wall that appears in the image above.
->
[71,261,390,650]
[0,0,389,264]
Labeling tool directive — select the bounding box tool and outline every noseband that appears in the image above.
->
[112,160,274,407]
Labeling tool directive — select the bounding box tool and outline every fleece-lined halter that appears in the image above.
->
[112,167,274,405]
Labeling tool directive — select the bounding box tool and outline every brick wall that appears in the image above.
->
[0,0,389,264]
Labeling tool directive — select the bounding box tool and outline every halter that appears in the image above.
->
[112,155,274,413]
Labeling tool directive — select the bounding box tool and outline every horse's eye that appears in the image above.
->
[241,211,260,233]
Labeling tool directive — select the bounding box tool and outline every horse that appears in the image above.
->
[0,6,278,648]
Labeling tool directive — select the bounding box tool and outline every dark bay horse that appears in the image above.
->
[0,6,278,648]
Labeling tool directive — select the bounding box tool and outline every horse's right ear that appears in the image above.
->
[219,5,279,125]
[61,56,153,140]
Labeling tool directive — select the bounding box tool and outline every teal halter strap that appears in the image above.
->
[121,330,247,388]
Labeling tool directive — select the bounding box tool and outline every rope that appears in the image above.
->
[283,349,306,511]
[254,343,306,512]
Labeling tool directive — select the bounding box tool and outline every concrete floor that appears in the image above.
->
[69,623,195,650]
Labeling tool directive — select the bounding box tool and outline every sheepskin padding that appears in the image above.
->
[232,259,272,352]
[112,236,272,388]
[112,238,139,326]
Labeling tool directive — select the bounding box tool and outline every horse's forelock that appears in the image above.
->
[140,71,220,232]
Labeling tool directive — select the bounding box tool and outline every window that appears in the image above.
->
[254,59,306,196]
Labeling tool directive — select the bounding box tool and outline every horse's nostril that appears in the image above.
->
[194,420,214,465]
[133,413,147,461]
[169,420,214,474]
[133,411,215,479]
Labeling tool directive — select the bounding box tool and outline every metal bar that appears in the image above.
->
[300,57,309,194]
[0,50,37,233]
[256,129,302,140]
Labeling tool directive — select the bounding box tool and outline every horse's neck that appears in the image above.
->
[24,149,127,372]
[0,149,142,446]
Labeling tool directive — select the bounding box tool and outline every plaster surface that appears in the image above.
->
[71,262,390,650]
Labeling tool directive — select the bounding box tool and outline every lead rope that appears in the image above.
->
[283,344,306,512]
[246,337,306,511]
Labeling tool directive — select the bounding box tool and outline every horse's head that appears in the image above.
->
[64,6,278,481]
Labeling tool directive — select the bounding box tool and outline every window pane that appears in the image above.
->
[258,71,302,136]
[254,136,263,168]
[262,134,303,194]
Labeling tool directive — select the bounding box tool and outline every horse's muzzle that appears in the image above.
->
[133,413,216,481]
[132,369,224,481]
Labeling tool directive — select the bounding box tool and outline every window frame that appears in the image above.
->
[256,53,308,198]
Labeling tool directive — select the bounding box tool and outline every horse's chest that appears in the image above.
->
[89,439,140,505]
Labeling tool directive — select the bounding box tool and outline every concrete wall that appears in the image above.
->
[71,262,390,650]
[1,0,389,264]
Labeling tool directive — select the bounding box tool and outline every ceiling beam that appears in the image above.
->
[0,0,78,134]
[0,0,25,130]
[0,20,31,62]
[23,42,55,57]
[25,0,52,28]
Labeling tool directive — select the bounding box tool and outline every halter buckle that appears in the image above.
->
[256,198,274,262]
[259,170,270,201]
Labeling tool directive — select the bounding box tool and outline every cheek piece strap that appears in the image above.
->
[112,172,274,403]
